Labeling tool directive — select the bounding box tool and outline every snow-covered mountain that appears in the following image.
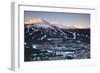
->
[25,18,69,39]
[25,18,90,41]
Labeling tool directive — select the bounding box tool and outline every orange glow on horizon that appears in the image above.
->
[25,18,43,24]
[24,18,90,29]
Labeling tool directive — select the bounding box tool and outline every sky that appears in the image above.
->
[24,11,90,29]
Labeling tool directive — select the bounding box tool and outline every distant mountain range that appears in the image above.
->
[25,18,90,29]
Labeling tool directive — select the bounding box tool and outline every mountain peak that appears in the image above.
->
[25,18,54,28]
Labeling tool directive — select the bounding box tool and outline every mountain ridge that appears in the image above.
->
[24,18,90,29]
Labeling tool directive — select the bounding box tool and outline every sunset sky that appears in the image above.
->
[24,11,90,29]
